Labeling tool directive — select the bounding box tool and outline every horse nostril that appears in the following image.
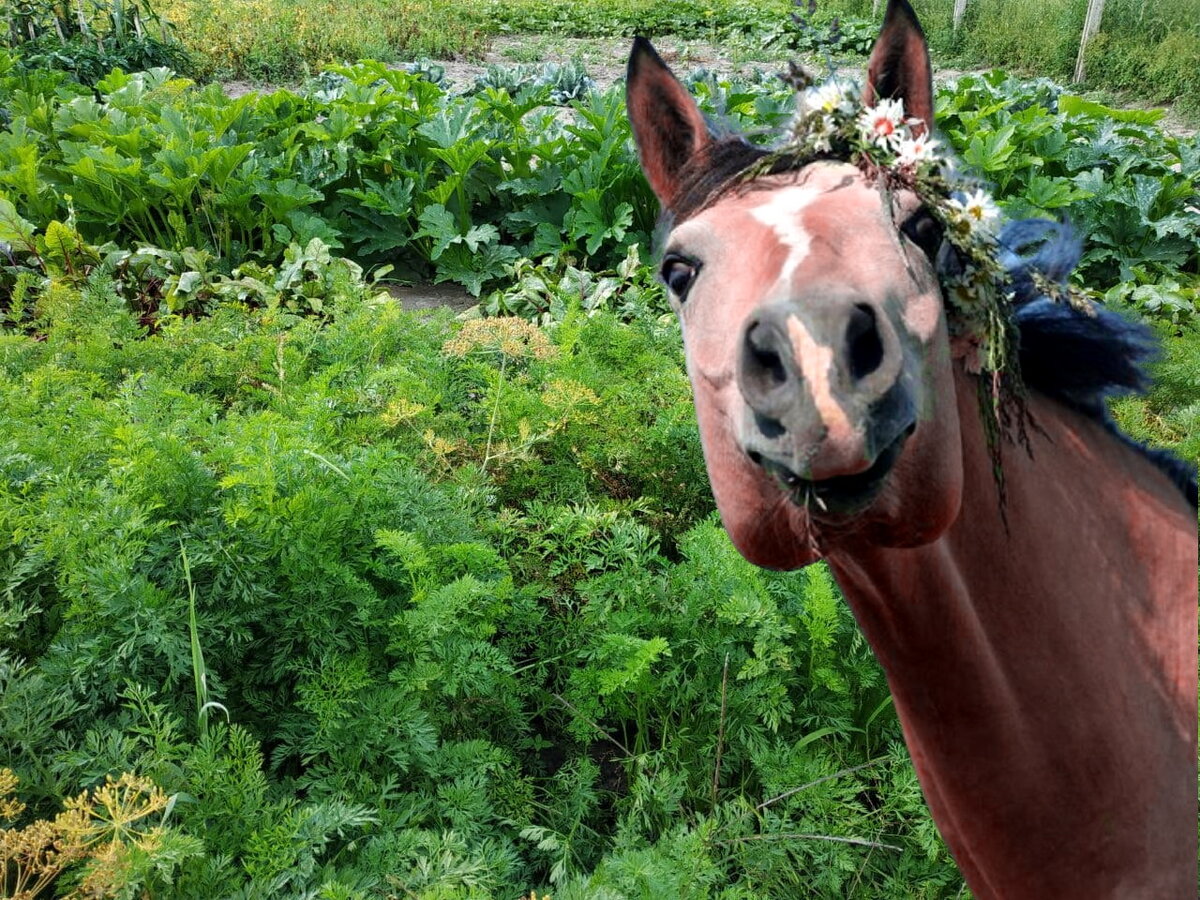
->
[846,304,884,381]
[742,321,789,398]
[755,412,786,439]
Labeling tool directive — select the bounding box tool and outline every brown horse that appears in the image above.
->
[626,2,1198,896]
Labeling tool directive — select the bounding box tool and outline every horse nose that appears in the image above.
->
[739,316,795,424]
[845,303,885,382]
[737,298,893,435]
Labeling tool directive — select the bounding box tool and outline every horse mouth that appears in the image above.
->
[750,425,914,518]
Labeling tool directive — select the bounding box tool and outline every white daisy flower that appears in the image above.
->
[857,97,907,150]
[947,188,1001,235]
[896,133,940,165]
[799,113,837,152]
[805,79,856,117]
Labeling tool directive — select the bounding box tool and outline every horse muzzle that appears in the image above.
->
[735,294,917,517]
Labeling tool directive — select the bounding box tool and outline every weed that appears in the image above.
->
[502,41,550,64]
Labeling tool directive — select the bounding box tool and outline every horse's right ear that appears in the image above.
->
[626,37,711,210]
[864,0,934,136]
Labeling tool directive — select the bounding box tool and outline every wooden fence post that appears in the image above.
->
[953,0,969,30]
[1074,0,1106,83]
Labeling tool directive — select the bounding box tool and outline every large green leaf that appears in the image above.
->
[0,195,36,247]
[1058,96,1165,126]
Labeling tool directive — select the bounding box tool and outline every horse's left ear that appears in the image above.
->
[864,0,934,137]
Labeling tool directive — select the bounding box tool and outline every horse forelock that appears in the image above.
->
[654,137,775,234]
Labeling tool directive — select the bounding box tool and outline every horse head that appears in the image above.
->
[627,1,965,568]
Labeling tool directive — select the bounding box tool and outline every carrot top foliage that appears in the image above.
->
[3,243,1192,895]
[0,270,973,896]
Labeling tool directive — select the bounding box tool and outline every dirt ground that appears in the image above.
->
[221,35,781,99]
[226,31,1195,128]
[384,282,478,314]
[440,35,781,89]
[422,35,1194,135]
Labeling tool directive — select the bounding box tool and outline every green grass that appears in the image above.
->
[908,0,1200,115]
[156,0,491,81]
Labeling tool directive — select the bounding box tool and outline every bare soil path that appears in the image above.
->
[225,32,1194,134]
[385,282,478,314]
[438,34,790,89]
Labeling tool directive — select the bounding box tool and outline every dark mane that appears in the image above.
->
[999,220,1198,508]
[658,138,1199,508]
[659,136,771,229]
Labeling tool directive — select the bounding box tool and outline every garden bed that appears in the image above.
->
[0,9,1196,896]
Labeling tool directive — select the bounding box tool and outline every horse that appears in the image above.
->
[625,2,1198,896]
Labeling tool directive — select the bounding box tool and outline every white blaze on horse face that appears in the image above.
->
[749,185,820,287]
[749,184,860,457]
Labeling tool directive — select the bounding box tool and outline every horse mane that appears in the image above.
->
[1000,220,1198,508]
[658,135,1199,509]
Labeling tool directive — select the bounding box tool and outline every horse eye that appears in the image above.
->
[661,255,699,301]
[901,209,944,259]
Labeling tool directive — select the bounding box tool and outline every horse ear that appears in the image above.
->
[863,0,934,136]
[626,37,712,209]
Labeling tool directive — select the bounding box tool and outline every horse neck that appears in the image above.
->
[825,366,1198,898]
